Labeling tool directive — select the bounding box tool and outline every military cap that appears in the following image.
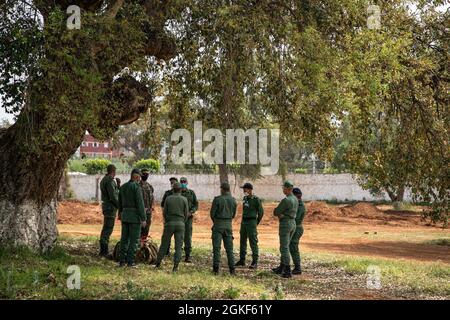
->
[293,187,302,195]
[180,177,188,182]
[282,180,294,188]
[169,177,178,182]
[240,182,253,190]
[131,168,142,176]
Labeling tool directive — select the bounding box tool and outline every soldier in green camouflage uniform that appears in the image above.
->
[139,168,154,242]
[155,182,189,272]
[99,164,119,257]
[118,169,147,267]
[272,180,298,278]
[210,182,237,275]
[161,177,178,207]
[290,187,306,275]
[180,177,198,262]
[161,177,178,256]
[235,182,264,269]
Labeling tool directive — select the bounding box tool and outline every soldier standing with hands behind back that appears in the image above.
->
[272,180,298,278]
[117,169,147,267]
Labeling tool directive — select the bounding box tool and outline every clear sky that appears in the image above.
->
[0,106,15,123]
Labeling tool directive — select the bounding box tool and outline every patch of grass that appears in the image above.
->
[0,238,267,300]
[393,201,415,211]
[273,283,285,300]
[1,236,449,299]
[304,252,450,297]
[223,286,240,299]
[185,285,211,300]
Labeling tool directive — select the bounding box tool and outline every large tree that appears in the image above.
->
[0,0,177,251]
[1,0,448,253]
[162,0,359,183]
[338,2,449,224]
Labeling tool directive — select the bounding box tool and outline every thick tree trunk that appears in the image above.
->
[0,77,151,251]
[0,199,58,252]
[386,185,405,202]
[218,163,229,185]
[0,0,174,251]
[0,111,84,251]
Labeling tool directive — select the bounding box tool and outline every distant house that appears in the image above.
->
[79,134,113,159]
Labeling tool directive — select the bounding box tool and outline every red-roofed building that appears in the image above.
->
[79,134,113,159]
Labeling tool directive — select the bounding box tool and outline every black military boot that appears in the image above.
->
[185,255,192,263]
[249,260,258,270]
[99,243,108,257]
[118,261,126,268]
[213,264,220,275]
[272,264,283,274]
[229,267,236,275]
[281,264,292,278]
[127,261,138,268]
[292,264,302,275]
[234,260,245,267]
[173,263,179,272]
[154,261,161,269]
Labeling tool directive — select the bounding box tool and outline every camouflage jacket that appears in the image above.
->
[139,180,154,211]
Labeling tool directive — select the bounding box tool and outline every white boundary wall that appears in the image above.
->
[68,173,412,202]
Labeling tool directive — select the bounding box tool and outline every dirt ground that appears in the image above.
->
[58,200,450,264]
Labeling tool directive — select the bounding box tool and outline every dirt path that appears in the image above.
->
[58,200,449,264]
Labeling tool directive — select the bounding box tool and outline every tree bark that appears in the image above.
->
[218,163,229,185]
[386,185,405,202]
[0,0,176,251]
[0,112,83,251]
[0,76,152,251]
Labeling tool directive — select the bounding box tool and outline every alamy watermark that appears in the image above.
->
[66,5,81,30]
[66,4,381,31]
[170,121,279,175]
[367,5,381,30]
[366,265,382,290]
[67,265,81,290]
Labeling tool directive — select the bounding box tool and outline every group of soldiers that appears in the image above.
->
[99,164,306,278]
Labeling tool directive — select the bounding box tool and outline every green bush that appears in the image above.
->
[134,159,160,173]
[68,159,87,173]
[83,159,110,175]
[323,167,340,174]
[294,168,307,174]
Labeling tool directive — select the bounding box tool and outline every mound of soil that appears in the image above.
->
[304,201,346,223]
[57,200,433,228]
[58,200,103,224]
[340,202,385,219]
